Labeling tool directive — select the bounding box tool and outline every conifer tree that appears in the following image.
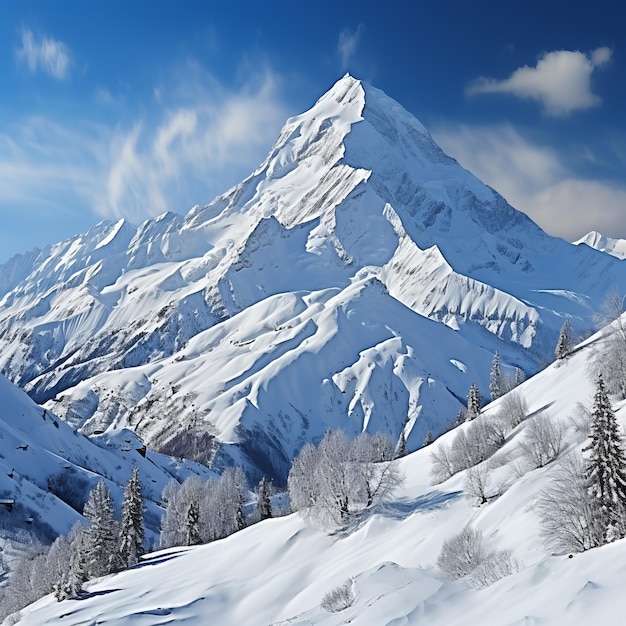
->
[185,501,202,546]
[466,383,481,421]
[395,430,407,458]
[256,477,272,521]
[555,319,574,360]
[584,374,626,540]
[120,467,145,568]
[423,430,434,447]
[82,480,119,578]
[514,367,525,387]
[489,352,503,401]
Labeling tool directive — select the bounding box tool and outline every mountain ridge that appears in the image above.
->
[1,74,625,480]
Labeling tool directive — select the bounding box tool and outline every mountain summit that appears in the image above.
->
[1,75,625,480]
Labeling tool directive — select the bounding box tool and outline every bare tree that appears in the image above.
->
[497,392,528,430]
[430,442,456,484]
[519,415,565,469]
[537,454,605,553]
[288,430,402,529]
[465,464,490,505]
[591,290,626,398]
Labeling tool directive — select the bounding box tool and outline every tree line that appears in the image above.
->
[0,468,144,621]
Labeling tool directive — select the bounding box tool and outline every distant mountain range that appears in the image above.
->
[575,230,626,259]
[1,74,626,481]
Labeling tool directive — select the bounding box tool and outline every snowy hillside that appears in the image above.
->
[0,373,213,545]
[12,320,626,625]
[575,230,626,260]
[1,74,626,480]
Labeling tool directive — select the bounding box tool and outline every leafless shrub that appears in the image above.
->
[467,550,520,588]
[437,526,488,580]
[321,579,356,613]
[437,526,518,587]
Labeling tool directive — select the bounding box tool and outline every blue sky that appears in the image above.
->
[1,0,625,262]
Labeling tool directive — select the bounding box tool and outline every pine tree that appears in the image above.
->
[489,352,503,401]
[453,408,467,427]
[185,501,202,546]
[466,383,481,421]
[120,468,145,568]
[514,367,525,387]
[82,480,119,578]
[584,374,626,541]
[423,430,434,446]
[395,430,407,458]
[256,477,272,520]
[555,319,574,360]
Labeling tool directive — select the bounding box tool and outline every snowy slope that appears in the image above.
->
[13,321,626,625]
[1,75,626,480]
[45,277,500,480]
[575,230,626,260]
[0,373,214,545]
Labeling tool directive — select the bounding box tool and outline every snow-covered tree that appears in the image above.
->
[592,290,626,398]
[423,430,434,447]
[185,501,202,546]
[489,352,503,401]
[160,470,249,549]
[465,464,489,505]
[119,467,144,568]
[256,477,272,521]
[538,454,605,554]
[555,318,573,360]
[466,383,481,421]
[584,374,626,540]
[288,430,402,529]
[519,415,565,469]
[437,526,487,579]
[395,430,407,457]
[82,479,119,578]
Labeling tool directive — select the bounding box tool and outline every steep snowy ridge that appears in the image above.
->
[0,373,213,545]
[14,318,626,625]
[575,230,626,260]
[1,75,626,480]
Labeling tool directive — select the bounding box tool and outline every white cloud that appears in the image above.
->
[16,29,71,80]
[432,123,626,240]
[338,25,364,70]
[0,63,291,228]
[97,65,289,222]
[467,47,611,116]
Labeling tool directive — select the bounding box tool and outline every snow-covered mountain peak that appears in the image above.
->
[575,230,626,260]
[3,76,626,482]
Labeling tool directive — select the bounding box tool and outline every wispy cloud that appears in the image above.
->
[433,123,626,240]
[338,25,364,71]
[16,28,72,80]
[0,63,290,228]
[467,48,612,116]
[99,64,289,222]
